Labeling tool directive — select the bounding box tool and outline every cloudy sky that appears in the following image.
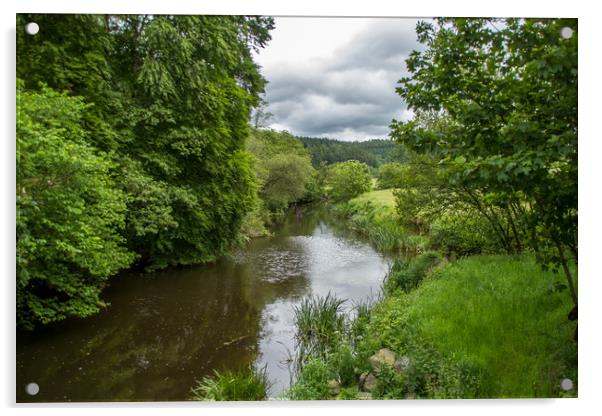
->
[252,17,424,141]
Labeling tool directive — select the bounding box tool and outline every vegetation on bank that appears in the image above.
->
[190,367,270,401]
[286,253,576,400]
[16,14,277,328]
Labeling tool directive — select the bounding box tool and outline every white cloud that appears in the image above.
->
[253,17,424,141]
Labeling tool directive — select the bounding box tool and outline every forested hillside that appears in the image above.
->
[298,137,403,168]
[16,14,275,328]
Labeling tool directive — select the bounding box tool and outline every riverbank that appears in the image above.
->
[285,190,578,400]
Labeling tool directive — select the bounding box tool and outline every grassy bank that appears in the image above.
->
[335,189,429,254]
[283,189,574,399]
[288,253,577,400]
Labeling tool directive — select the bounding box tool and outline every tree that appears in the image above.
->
[390,18,577,304]
[325,160,372,201]
[16,83,135,328]
[377,162,406,189]
[247,129,315,212]
[16,14,276,326]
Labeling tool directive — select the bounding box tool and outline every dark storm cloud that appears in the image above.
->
[262,19,423,140]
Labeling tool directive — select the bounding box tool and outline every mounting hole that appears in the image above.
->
[560,27,573,39]
[25,382,39,396]
[560,378,573,391]
[25,22,39,35]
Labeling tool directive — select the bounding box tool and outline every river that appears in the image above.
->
[16,205,391,402]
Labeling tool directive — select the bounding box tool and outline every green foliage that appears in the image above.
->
[16,14,275,326]
[247,129,315,213]
[299,137,403,168]
[328,344,356,387]
[430,210,500,256]
[336,193,424,254]
[287,358,331,400]
[16,83,135,328]
[385,252,442,294]
[338,386,359,400]
[325,160,372,202]
[376,162,405,189]
[391,18,578,301]
[372,364,406,399]
[364,254,576,398]
[190,366,270,401]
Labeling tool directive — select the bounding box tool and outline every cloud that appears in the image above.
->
[256,18,424,141]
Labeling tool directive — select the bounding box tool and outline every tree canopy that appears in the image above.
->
[16,14,275,327]
[390,18,577,303]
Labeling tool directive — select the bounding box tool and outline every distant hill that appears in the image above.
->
[297,136,404,168]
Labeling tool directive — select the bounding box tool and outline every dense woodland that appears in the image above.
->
[17,15,577,400]
[298,137,401,168]
[17,14,276,328]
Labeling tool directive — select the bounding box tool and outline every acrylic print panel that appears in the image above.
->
[16,14,577,402]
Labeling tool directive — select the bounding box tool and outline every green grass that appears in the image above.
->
[364,254,577,398]
[190,366,270,401]
[350,189,396,209]
[336,189,428,254]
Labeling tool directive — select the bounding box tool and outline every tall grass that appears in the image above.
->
[190,366,270,401]
[293,293,347,367]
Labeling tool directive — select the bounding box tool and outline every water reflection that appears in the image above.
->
[16,205,390,402]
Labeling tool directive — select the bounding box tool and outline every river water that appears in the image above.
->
[16,205,391,402]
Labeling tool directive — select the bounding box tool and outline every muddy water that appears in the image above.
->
[16,205,390,402]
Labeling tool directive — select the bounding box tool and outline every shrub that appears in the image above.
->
[376,162,405,189]
[385,251,442,293]
[190,366,270,401]
[430,210,500,256]
[287,358,331,400]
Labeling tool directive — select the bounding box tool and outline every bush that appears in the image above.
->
[190,366,270,401]
[287,358,331,400]
[377,162,405,189]
[385,251,442,293]
[430,210,500,256]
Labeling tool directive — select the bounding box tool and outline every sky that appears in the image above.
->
[252,17,424,141]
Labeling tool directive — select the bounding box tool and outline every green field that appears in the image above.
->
[350,189,396,209]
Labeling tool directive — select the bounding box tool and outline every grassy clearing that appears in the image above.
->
[350,189,396,209]
[190,367,270,401]
[335,189,429,254]
[364,254,577,398]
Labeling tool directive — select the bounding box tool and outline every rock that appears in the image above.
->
[327,379,340,396]
[369,348,396,374]
[394,356,411,374]
[359,372,368,388]
[362,373,377,392]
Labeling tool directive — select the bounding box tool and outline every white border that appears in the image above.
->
[2,1,600,415]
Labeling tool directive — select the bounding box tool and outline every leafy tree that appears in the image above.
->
[377,162,406,189]
[247,129,315,212]
[16,83,135,328]
[390,18,577,304]
[325,160,372,201]
[16,14,275,326]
